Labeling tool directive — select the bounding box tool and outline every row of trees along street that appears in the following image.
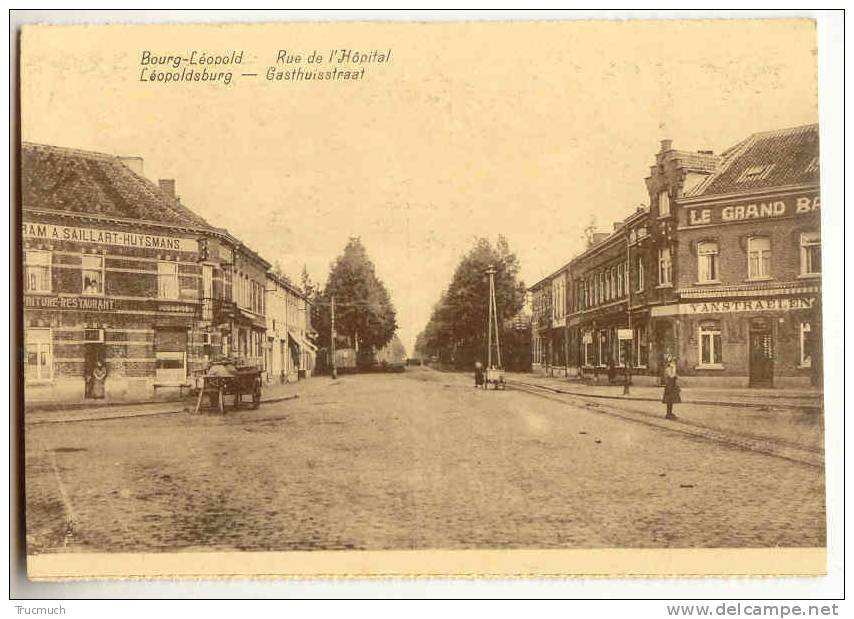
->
[415,236,531,371]
[305,237,399,371]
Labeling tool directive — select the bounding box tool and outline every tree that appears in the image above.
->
[314,237,397,364]
[416,235,527,369]
[300,264,315,299]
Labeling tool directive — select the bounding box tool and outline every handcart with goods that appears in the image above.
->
[193,358,262,414]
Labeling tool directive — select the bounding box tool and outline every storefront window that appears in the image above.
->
[697,241,719,282]
[82,254,104,295]
[658,247,672,286]
[747,236,772,279]
[158,261,179,299]
[800,232,821,276]
[699,321,723,366]
[25,250,51,292]
[25,328,52,382]
[799,322,813,367]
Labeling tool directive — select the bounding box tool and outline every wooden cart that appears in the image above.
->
[485,366,506,390]
[194,360,262,414]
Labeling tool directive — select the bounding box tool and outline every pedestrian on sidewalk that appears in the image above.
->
[88,360,107,400]
[474,360,485,388]
[662,356,680,419]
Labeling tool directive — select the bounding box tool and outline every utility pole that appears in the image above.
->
[330,294,337,379]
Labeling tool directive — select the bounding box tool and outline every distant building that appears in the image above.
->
[265,272,316,383]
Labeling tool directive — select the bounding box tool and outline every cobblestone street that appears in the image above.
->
[25,368,826,554]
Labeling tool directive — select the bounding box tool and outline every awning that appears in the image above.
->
[288,330,318,352]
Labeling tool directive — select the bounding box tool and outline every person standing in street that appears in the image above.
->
[474,360,485,388]
[662,356,680,419]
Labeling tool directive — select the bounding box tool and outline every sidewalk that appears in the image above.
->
[24,378,327,425]
[505,372,823,411]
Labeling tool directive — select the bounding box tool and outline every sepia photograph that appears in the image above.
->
[10,11,843,593]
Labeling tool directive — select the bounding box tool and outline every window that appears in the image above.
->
[658,246,672,286]
[25,250,51,292]
[636,256,644,291]
[599,272,604,304]
[697,241,719,282]
[610,268,616,300]
[800,231,821,276]
[658,191,670,217]
[82,254,104,295]
[604,270,611,301]
[155,351,186,383]
[799,322,813,368]
[737,164,775,183]
[25,328,52,382]
[202,264,213,298]
[158,261,179,299]
[699,322,723,366]
[747,236,772,279]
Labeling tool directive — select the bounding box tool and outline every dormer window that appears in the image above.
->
[737,164,775,183]
[658,191,670,217]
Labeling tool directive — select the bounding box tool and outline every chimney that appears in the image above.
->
[118,156,144,177]
[660,139,673,152]
[159,179,178,201]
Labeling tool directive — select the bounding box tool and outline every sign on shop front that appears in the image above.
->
[686,297,816,314]
[22,222,200,253]
[686,192,820,226]
[617,328,633,340]
[24,294,198,315]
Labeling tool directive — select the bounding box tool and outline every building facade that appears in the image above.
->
[567,208,649,377]
[21,142,281,405]
[529,124,822,388]
[658,124,821,387]
[265,272,316,383]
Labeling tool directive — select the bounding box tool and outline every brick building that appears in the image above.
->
[21,142,270,403]
[657,124,821,387]
[529,123,821,388]
[567,208,649,377]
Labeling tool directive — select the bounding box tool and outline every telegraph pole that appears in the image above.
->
[330,294,337,379]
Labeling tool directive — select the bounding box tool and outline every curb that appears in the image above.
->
[26,394,301,425]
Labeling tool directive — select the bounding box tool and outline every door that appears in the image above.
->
[749,319,774,387]
[84,342,106,397]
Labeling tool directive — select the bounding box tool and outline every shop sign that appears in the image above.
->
[582,332,593,344]
[22,222,199,253]
[686,297,816,314]
[617,328,633,340]
[24,294,198,315]
[686,192,820,226]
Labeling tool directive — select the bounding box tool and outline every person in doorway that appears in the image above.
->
[474,361,485,388]
[662,356,680,419]
[89,360,107,400]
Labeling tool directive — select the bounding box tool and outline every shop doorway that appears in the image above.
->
[83,340,106,398]
[749,319,774,387]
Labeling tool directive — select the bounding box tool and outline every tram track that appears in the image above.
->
[506,378,824,468]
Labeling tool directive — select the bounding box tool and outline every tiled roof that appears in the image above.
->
[21,142,213,229]
[685,124,819,197]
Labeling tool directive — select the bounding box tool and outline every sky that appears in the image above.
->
[20,19,818,354]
